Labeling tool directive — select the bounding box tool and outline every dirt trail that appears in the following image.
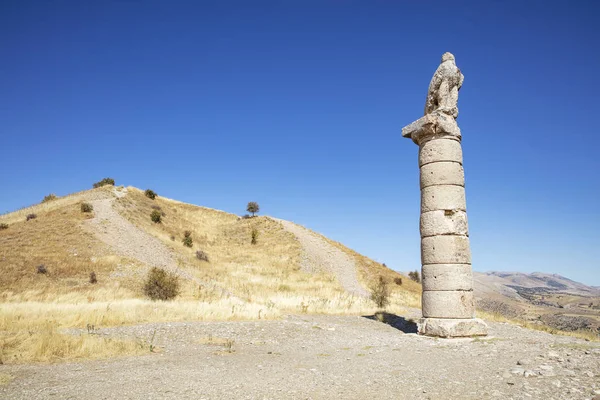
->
[2,315,598,400]
[83,188,235,298]
[276,219,368,297]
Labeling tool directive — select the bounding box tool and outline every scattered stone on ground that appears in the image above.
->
[1,316,598,399]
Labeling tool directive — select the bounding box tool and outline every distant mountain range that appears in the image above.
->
[474,271,600,299]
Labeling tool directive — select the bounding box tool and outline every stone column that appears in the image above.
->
[402,89,488,337]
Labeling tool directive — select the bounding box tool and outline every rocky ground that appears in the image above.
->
[1,315,598,400]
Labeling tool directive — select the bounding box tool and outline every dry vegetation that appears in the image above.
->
[0,186,417,363]
[477,310,599,342]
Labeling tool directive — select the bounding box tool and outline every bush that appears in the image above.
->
[143,267,180,301]
[182,235,193,248]
[37,264,48,274]
[42,194,57,203]
[26,213,37,221]
[145,189,157,200]
[195,250,209,262]
[241,214,251,219]
[246,201,259,217]
[408,270,421,283]
[93,178,115,188]
[394,277,403,286]
[0,223,8,230]
[251,228,258,245]
[150,210,162,223]
[89,272,97,284]
[182,230,193,247]
[80,202,94,213]
[370,275,390,309]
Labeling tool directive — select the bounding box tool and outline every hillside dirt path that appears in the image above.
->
[83,189,235,298]
[276,219,369,297]
[1,315,599,400]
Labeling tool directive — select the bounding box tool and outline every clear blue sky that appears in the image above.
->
[1,1,599,285]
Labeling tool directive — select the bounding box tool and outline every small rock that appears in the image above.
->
[551,380,562,388]
[547,351,560,360]
[510,367,525,376]
[517,359,532,366]
[524,370,538,378]
[584,371,594,378]
[563,369,576,377]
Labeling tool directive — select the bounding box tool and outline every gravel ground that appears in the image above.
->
[277,219,369,297]
[1,314,599,400]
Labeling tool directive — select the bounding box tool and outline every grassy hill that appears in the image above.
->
[0,184,419,363]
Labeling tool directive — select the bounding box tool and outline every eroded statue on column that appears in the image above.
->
[424,52,464,119]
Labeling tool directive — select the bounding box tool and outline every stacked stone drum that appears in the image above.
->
[419,137,474,319]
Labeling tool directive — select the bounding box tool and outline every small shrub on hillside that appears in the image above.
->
[37,264,48,274]
[150,210,162,223]
[370,275,390,309]
[241,214,251,219]
[408,270,421,283]
[42,194,57,203]
[182,230,193,247]
[151,205,161,210]
[93,178,115,188]
[80,202,94,213]
[145,189,157,200]
[143,267,180,301]
[251,228,258,245]
[195,250,209,262]
[170,235,175,241]
[0,223,8,230]
[246,202,259,217]
[26,213,37,221]
[89,272,98,284]
[394,277,403,286]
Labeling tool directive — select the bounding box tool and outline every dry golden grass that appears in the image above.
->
[478,310,599,342]
[0,186,112,225]
[0,373,13,386]
[0,325,145,364]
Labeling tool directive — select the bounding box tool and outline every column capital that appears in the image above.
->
[402,111,461,145]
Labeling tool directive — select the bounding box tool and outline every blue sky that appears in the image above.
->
[1,1,599,285]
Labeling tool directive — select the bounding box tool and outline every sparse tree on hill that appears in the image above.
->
[246,202,259,217]
[370,275,390,309]
[408,270,421,283]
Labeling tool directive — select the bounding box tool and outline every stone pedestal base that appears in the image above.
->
[418,318,488,338]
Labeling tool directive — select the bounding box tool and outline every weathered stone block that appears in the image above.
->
[420,210,468,237]
[421,185,466,213]
[401,112,462,145]
[418,317,488,338]
[422,290,475,318]
[421,235,471,264]
[419,138,463,167]
[420,161,464,189]
[422,264,473,291]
